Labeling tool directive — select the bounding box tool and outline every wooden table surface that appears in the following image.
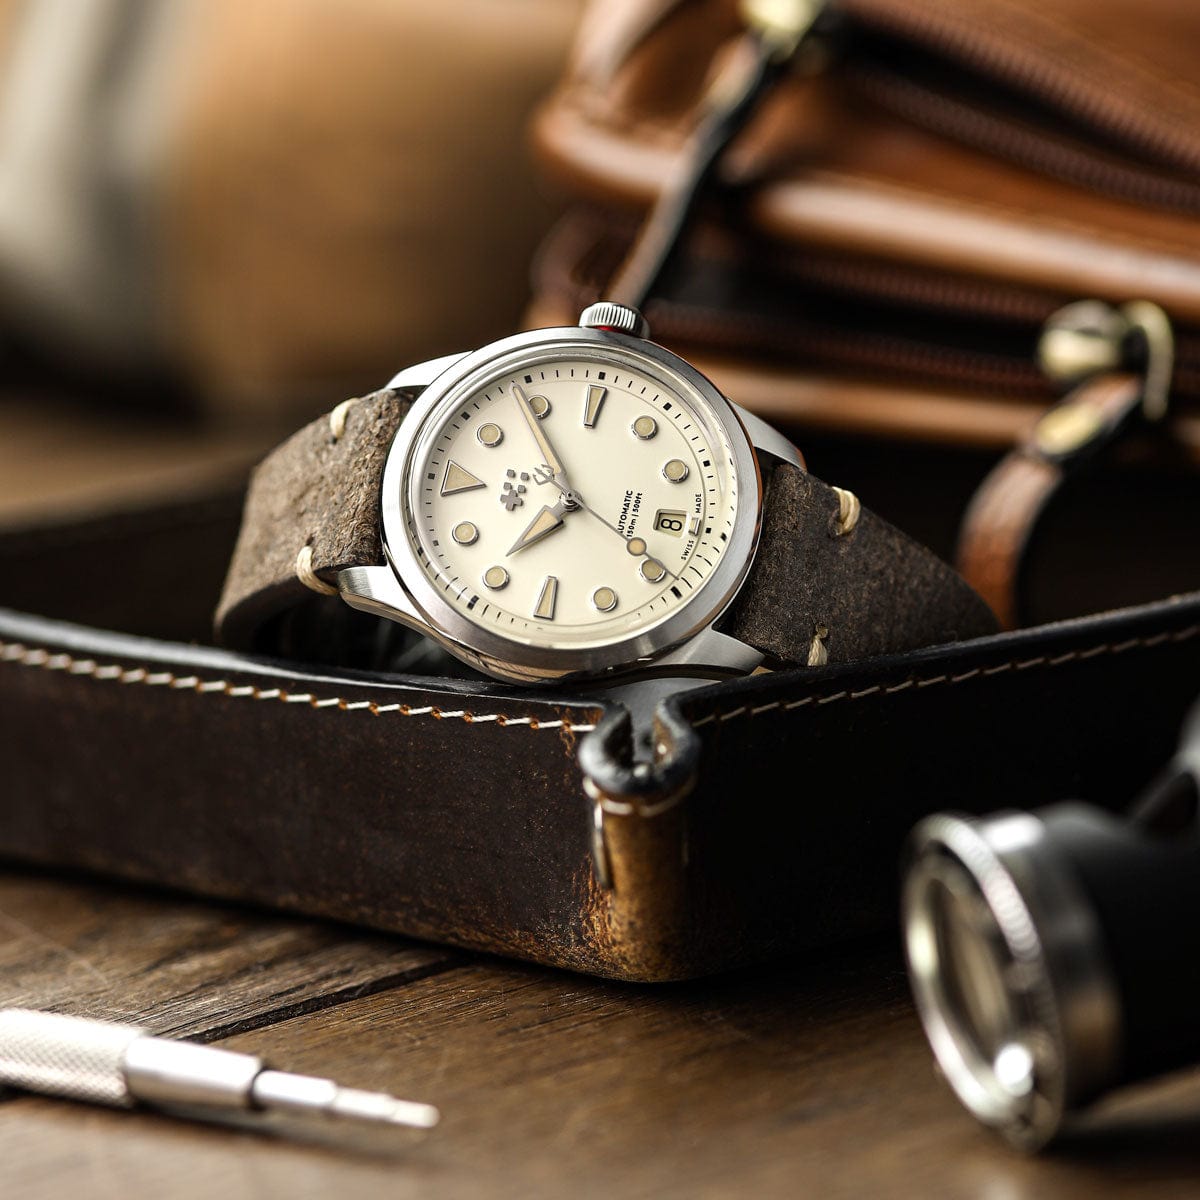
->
[2,868,1198,1199]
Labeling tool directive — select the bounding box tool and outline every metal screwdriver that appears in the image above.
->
[0,1008,439,1130]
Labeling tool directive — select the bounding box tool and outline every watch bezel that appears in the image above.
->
[378,325,763,683]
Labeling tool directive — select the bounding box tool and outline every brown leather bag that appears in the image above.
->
[530,0,1200,628]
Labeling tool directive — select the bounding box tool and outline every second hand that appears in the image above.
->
[534,467,678,583]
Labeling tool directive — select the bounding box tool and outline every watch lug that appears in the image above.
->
[337,564,427,632]
[385,352,471,395]
[730,401,804,469]
[653,626,765,678]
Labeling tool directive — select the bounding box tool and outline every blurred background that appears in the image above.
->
[0,0,582,523]
[3,0,1197,638]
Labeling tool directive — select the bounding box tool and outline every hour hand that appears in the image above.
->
[507,503,567,556]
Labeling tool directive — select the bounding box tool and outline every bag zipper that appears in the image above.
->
[577,2,1200,211]
[845,64,1200,217]
[550,3,1200,401]
[541,210,1200,402]
[834,0,1200,203]
[655,265,1200,402]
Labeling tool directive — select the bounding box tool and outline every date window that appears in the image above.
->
[654,509,687,537]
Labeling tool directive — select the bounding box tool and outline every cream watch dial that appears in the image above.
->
[404,353,741,651]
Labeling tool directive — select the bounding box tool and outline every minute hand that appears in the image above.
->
[512,384,569,484]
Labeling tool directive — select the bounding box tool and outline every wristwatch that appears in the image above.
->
[216,303,997,683]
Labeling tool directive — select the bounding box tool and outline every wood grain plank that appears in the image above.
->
[3,872,1200,1199]
[215,954,1200,1200]
[0,871,461,1037]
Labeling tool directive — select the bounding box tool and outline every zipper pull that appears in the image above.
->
[740,0,827,62]
[1033,299,1173,461]
[957,298,1175,629]
[607,0,829,313]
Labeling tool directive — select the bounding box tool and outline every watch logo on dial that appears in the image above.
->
[500,469,529,511]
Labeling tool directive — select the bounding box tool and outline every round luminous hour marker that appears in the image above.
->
[640,559,667,584]
[626,537,647,557]
[452,521,478,546]
[663,458,689,483]
[477,422,503,447]
[592,586,618,613]
[483,565,509,590]
[632,415,658,440]
[529,395,551,419]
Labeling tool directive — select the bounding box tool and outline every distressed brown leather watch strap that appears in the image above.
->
[217,395,997,665]
[723,464,998,666]
[215,388,411,649]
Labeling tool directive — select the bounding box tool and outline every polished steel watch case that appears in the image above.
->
[337,312,802,684]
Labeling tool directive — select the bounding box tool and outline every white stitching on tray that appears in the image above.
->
[0,640,596,733]
[8,623,1195,737]
[688,623,1200,729]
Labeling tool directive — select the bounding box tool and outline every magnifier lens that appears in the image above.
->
[901,818,1081,1148]
[929,870,1020,1064]
[904,811,1126,1149]
[907,858,1038,1130]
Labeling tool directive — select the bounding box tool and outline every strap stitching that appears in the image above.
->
[294,543,339,597]
[0,640,595,733]
[689,623,1200,728]
[328,396,364,441]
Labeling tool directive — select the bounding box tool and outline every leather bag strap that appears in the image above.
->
[957,374,1146,630]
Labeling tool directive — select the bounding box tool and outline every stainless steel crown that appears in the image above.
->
[578,301,649,339]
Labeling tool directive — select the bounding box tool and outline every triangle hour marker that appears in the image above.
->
[441,460,486,496]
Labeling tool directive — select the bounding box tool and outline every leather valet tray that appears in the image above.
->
[3,425,1198,985]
